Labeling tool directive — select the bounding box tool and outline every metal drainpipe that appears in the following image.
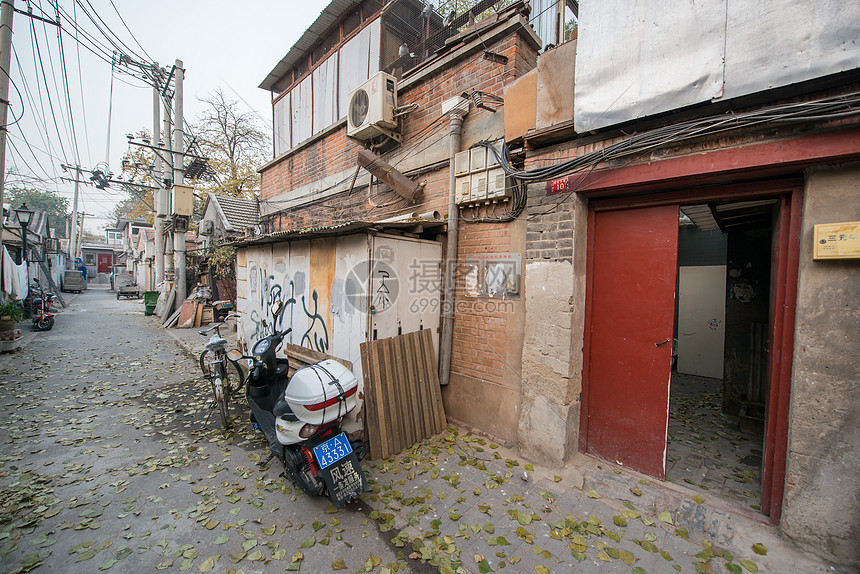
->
[439,110,465,386]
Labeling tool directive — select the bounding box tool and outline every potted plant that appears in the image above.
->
[0,300,26,332]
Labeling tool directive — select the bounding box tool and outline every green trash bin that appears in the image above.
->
[143,291,159,316]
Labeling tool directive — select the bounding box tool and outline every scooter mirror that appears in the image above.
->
[226,349,244,362]
[273,299,284,317]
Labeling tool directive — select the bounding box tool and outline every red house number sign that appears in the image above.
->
[548,177,570,195]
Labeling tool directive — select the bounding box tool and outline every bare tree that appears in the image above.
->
[191,89,270,198]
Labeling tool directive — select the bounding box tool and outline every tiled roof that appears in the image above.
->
[80,242,119,251]
[210,194,259,233]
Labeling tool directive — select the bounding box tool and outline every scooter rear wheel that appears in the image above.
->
[36,316,54,331]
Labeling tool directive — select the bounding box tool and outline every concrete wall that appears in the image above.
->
[783,163,860,567]
[518,184,587,465]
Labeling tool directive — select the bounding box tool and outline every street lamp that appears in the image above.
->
[14,204,33,317]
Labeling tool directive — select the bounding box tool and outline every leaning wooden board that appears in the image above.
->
[360,329,446,460]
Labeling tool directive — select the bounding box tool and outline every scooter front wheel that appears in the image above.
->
[36,316,54,331]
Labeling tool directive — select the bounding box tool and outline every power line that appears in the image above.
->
[56,1,84,166]
[29,14,70,164]
[106,0,152,62]
[71,0,93,166]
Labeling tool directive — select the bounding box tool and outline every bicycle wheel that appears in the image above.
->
[214,375,230,429]
[222,358,246,399]
[199,349,213,378]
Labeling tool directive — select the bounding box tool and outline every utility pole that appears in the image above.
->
[76,212,88,258]
[0,0,14,265]
[67,165,81,263]
[163,90,174,296]
[152,71,165,286]
[172,59,186,308]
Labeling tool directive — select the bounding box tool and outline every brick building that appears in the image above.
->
[239,0,860,566]
[238,0,541,437]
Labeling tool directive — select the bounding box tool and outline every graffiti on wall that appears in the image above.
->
[247,262,329,354]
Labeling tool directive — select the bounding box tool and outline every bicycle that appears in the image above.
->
[198,314,245,428]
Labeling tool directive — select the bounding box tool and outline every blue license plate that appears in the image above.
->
[313,433,353,470]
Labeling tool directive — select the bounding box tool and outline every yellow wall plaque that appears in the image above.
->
[814,221,860,260]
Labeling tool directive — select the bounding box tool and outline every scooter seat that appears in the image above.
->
[273,397,298,421]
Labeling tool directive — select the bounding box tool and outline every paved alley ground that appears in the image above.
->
[0,287,840,573]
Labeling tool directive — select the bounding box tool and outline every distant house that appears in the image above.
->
[197,194,259,250]
[79,242,118,277]
[134,229,156,290]
[1,207,66,292]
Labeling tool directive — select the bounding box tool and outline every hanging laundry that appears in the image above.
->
[1,247,29,300]
[1,247,12,297]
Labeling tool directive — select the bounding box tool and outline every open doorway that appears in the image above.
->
[666,200,776,512]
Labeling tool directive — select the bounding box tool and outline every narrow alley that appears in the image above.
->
[0,287,408,573]
[0,287,838,573]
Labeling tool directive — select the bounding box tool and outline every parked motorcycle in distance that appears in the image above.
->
[29,279,56,331]
[228,301,367,508]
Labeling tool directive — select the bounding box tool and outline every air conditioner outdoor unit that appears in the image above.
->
[199,219,214,236]
[346,71,397,141]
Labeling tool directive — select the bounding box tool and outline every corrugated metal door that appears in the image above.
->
[584,205,679,479]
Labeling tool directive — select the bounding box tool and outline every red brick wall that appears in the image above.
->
[260,29,538,232]
[258,24,538,418]
[451,222,513,382]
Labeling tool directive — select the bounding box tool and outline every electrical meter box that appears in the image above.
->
[470,172,487,202]
[454,151,470,176]
[171,184,194,217]
[486,145,501,169]
[456,175,471,204]
[486,168,508,199]
[155,188,170,218]
[469,147,486,173]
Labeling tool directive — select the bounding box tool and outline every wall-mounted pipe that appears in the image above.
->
[375,210,441,223]
[439,108,467,386]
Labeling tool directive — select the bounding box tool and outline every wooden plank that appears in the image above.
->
[380,338,405,456]
[405,331,433,440]
[194,303,204,327]
[284,342,352,371]
[392,334,418,450]
[376,340,396,459]
[177,301,197,328]
[357,149,422,201]
[367,339,393,460]
[412,330,436,434]
[420,329,446,433]
[360,341,383,461]
[361,331,447,459]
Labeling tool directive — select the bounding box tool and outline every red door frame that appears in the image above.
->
[581,178,802,522]
[759,188,802,524]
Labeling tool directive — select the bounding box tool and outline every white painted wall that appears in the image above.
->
[238,233,442,387]
[575,0,860,131]
[676,265,727,379]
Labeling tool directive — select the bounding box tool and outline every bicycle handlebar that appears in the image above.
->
[197,312,242,338]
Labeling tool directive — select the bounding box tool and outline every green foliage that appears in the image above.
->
[0,299,26,323]
[6,188,70,238]
[209,245,236,280]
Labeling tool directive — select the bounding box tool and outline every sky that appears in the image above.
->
[6,0,329,234]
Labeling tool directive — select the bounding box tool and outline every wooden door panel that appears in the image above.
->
[585,206,679,479]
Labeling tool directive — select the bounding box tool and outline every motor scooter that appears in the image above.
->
[28,279,56,331]
[228,301,367,508]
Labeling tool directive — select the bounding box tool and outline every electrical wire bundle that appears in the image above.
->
[475,90,860,187]
[459,177,527,224]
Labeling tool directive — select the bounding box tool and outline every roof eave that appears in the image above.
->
[259,0,360,92]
